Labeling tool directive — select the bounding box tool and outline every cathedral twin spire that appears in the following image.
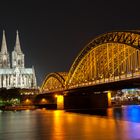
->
[0,30,24,68]
[1,31,8,54]
[14,30,22,53]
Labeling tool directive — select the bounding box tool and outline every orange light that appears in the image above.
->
[57,95,63,102]
[41,98,46,102]
[25,99,30,103]
[55,94,58,98]
[56,95,64,110]
[107,91,112,107]
[24,99,32,105]
[40,98,47,104]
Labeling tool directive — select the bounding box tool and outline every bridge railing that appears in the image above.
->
[68,71,140,89]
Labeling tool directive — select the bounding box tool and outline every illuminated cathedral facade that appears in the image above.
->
[0,31,37,89]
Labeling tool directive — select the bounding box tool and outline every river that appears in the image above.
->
[0,105,140,140]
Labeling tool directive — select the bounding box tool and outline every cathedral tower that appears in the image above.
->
[12,31,24,68]
[0,30,37,89]
[0,30,10,68]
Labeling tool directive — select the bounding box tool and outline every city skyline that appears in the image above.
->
[1,1,140,140]
[0,0,140,85]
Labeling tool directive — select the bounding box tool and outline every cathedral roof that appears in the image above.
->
[0,68,34,74]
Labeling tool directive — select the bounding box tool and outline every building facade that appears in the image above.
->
[0,31,37,89]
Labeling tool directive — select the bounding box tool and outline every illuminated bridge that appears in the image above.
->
[41,31,140,110]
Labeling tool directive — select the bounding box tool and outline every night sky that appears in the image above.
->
[0,0,140,86]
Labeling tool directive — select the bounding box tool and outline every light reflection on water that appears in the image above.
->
[0,105,140,140]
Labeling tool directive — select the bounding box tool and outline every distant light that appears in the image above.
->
[40,98,47,104]
[24,99,32,105]
[55,94,58,98]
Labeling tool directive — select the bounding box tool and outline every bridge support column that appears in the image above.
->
[107,91,112,107]
[55,95,64,110]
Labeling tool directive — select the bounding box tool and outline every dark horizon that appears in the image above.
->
[0,0,140,86]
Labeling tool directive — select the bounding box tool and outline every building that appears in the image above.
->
[0,30,37,89]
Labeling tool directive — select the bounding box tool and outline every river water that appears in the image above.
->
[0,105,140,140]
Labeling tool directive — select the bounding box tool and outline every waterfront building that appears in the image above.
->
[0,31,37,89]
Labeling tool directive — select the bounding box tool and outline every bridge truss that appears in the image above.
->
[41,72,67,93]
[41,31,140,93]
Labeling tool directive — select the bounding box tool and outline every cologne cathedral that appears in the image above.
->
[0,31,37,89]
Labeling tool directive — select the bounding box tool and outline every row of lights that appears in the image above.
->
[21,92,34,95]
[43,70,140,91]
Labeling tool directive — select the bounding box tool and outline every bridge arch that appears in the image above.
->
[41,72,67,93]
[66,31,140,88]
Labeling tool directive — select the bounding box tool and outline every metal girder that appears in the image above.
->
[41,72,67,93]
[67,43,140,89]
[66,31,140,85]
[42,31,140,92]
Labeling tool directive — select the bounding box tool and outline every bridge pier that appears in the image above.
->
[107,91,112,107]
[55,94,64,110]
[35,90,113,110]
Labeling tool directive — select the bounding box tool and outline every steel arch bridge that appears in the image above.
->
[41,72,68,93]
[41,31,140,93]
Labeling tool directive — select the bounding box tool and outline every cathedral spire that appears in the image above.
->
[0,30,10,68]
[12,30,24,68]
[15,30,22,53]
[1,30,8,54]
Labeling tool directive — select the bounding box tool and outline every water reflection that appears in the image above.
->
[0,110,36,140]
[0,106,140,140]
[123,105,140,122]
[66,109,108,116]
